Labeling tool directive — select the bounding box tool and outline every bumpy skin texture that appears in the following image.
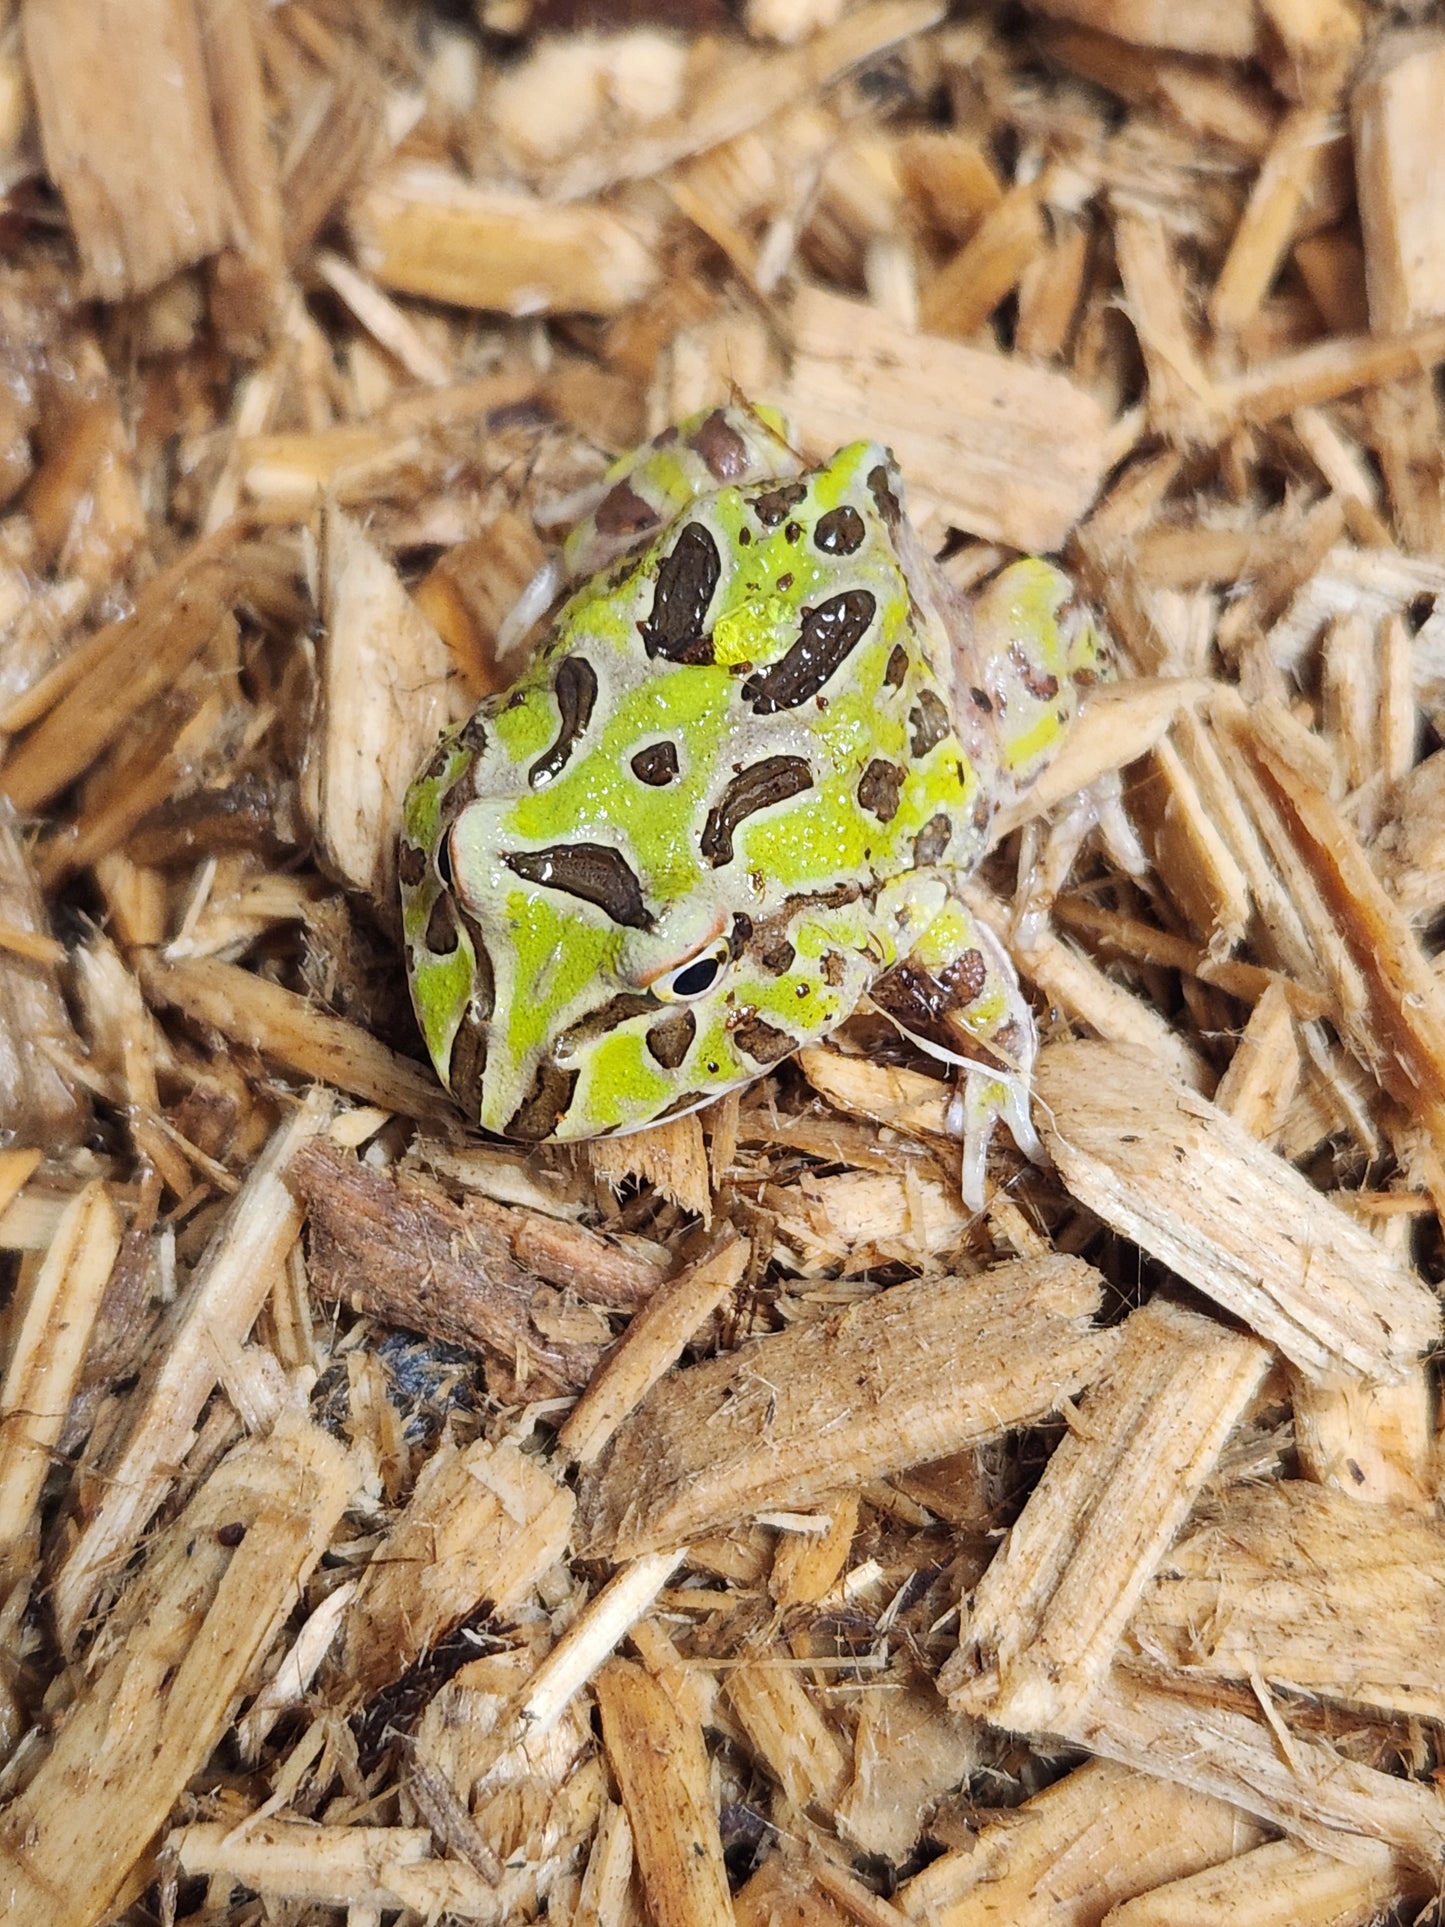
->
[400,405,1102,1199]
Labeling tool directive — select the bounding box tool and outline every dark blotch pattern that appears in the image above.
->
[858,758,906,822]
[700,755,814,867]
[529,655,598,788]
[867,463,901,526]
[447,1013,490,1116]
[646,1010,696,1070]
[884,643,909,687]
[594,480,661,539]
[1009,638,1061,702]
[557,992,656,1056]
[742,590,877,714]
[755,934,796,975]
[506,1061,580,1142]
[503,842,653,930]
[731,1012,796,1064]
[912,812,952,867]
[814,504,865,555]
[909,688,951,757]
[821,948,846,987]
[728,913,754,956]
[641,522,720,665]
[688,408,750,480]
[630,740,680,786]
[425,892,459,954]
[399,841,426,889]
[753,481,807,527]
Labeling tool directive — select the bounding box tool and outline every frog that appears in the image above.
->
[399,403,1107,1208]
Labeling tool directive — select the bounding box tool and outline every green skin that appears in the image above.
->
[399,406,1102,1200]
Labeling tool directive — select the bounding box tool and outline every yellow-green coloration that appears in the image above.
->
[399,403,1105,1200]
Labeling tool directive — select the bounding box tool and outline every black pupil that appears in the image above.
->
[671,955,720,998]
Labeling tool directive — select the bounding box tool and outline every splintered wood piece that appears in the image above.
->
[199,0,284,349]
[594,1657,733,1927]
[1238,698,1445,1154]
[0,799,88,1151]
[1352,31,1445,335]
[919,179,1044,340]
[1292,1362,1435,1506]
[900,1758,1264,1926]
[1126,736,1252,950]
[833,1680,978,1863]
[1065,1666,1445,1865]
[785,285,1114,551]
[0,1414,354,1927]
[51,1091,332,1651]
[1024,0,1258,57]
[942,1299,1270,1730]
[995,914,1213,1093]
[576,1258,1118,1558]
[1258,0,1362,102]
[0,1180,120,1583]
[591,1113,712,1223]
[1128,1480,1445,1722]
[22,0,231,299]
[340,1437,572,1696]
[1212,980,1302,1138]
[349,166,660,317]
[727,1653,851,1817]
[559,1231,748,1466]
[303,506,458,906]
[513,1551,683,1747]
[1103,1836,1407,1927]
[1113,205,1219,445]
[137,953,455,1124]
[1034,1040,1439,1379]
[1210,106,1342,338]
[174,1818,517,1918]
[0,535,246,810]
[1215,316,1445,427]
[288,1141,605,1394]
[529,0,944,200]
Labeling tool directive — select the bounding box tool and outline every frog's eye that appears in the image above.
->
[653,937,730,1003]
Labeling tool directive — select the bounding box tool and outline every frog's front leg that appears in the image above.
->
[868,891,1040,1210]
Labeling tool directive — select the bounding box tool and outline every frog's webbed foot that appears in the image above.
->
[868,898,1040,1211]
[1013,767,1148,950]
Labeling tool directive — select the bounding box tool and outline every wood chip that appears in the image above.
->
[22,0,232,299]
[340,1436,573,1696]
[942,1299,1270,1731]
[288,1138,608,1395]
[349,166,661,317]
[1035,1039,1440,1380]
[1129,1479,1445,1722]
[51,1092,332,1649]
[0,1413,353,1927]
[595,1656,734,1927]
[1352,30,1445,334]
[303,505,458,905]
[577,1258,1118,1558]
[785,285,1115,550]
[901,1758,1265,1925]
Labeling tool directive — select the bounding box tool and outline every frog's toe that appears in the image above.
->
[946,1069,1042,1212]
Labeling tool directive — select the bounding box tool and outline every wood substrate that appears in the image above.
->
[6,0,1445,1921]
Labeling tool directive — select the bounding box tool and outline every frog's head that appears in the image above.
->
[401,739,874,1140]
[398,671,879,1144]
